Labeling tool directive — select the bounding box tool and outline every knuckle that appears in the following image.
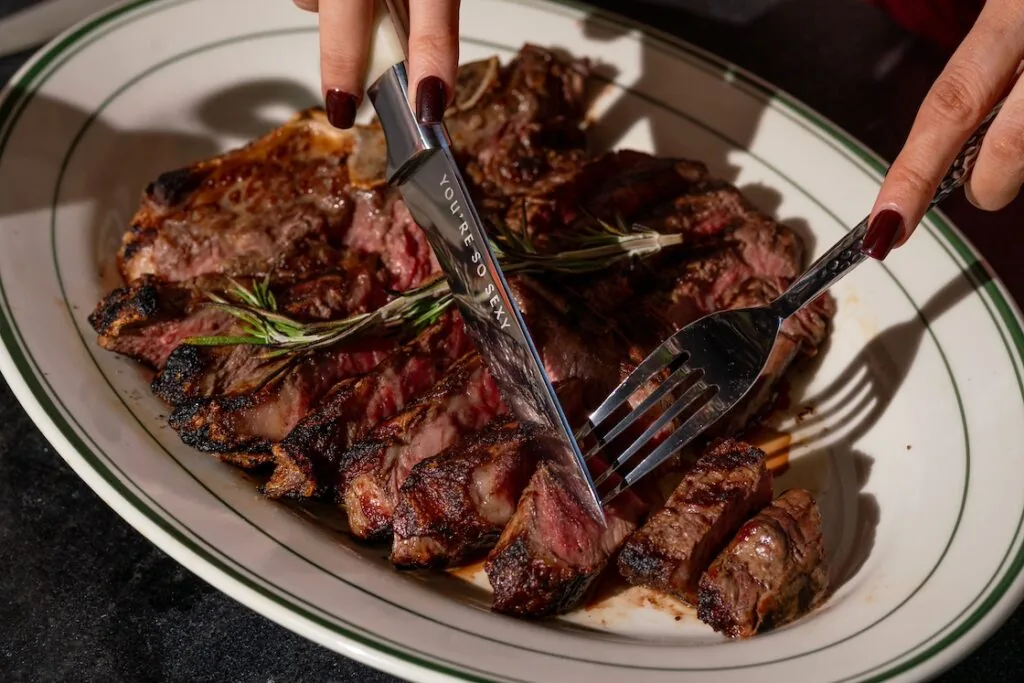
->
[293,0,318,12]
[320,46,362,77]
[410,31,457,60]
[927,67,986,127]
[886,162,934,198]
[985,128,1024,168]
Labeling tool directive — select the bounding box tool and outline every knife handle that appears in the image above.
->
[365,0,411,92]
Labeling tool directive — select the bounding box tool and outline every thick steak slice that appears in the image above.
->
[484,458,647,618]
[88,275,233,370]
[390,420,540,569]
[148,263,389,404]
[263,312,473,499]
[617,438,772,604]
[697,488,829,638]
[92,254,388,374]
[166,343,389,466]
[338,353,507,540]
[390,378,588,569]
[119,110,355,283]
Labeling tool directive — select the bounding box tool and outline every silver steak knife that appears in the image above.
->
[361,1,606,522]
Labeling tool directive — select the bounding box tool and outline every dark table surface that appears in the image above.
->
[2,0,1023,681]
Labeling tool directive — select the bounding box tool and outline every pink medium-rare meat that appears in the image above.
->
[697,488,829,638]
[390,420,541,569]
[165,342,390,467]
[262,312,473,500]
[337,352,507,541]
[617,439,773,604]
[390,378,589,569]
[484,457,648,618]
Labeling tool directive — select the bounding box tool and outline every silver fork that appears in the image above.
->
[580,98,1004,506]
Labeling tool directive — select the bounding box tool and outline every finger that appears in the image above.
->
[293,0,318,11]
[320,0,374,129]
[863,1,1024,260]
[408,0,461,124]
[967,75,1024,211]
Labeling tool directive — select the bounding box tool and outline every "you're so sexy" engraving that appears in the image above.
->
[439,173,511,330]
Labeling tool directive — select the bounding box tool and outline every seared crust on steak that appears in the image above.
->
[617,438,773,604]
[263,313,473,500]
[698,488,829,637]
[166,344,388,465]
[86,42,839,628]
[338,353,507,541]
[119,110,356,283]
[485,459,647,618]
[390,420,540,568]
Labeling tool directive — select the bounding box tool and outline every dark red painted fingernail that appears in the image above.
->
[861,209,904,260]
[416,76,447,125]
[325,89,357,129]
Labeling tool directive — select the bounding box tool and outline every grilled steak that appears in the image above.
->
[697,488,829,637]
[87,41,838,629]
[617,438,773,604]
[92,255,388,372]
[390,420,541,569]
[338,353,507,540]
[89,275,235,370]
[166,342,390,465]
[118,110,355,283]
[484,457,647,618]
[390,378,589,569]
[264,312,473,499]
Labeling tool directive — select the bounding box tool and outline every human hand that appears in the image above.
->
[862,0,1024,260]
[293,0,461,129]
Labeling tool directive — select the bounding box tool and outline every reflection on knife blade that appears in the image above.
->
[368,62,605,523]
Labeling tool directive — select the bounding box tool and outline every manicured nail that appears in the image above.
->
[416,76,447,125]
[325,89,357,129]
[861,209,904,260]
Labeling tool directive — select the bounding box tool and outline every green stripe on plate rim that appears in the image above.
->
[0,0,1019,680]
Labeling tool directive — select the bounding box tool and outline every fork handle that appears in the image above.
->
[771,98,1004,320]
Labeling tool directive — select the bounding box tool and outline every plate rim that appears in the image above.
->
[1,0,1023,681]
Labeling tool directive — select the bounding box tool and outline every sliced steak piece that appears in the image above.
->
[390,420,540,569]
[505,275,625,396]
[390,378,589,569]
[617,438,772,604]
[263,312,473,499]
[147,262,389,404]
[697,488,829,638]
[88,275,234,370]
[165,343,390,466]
[338,353,507,541]
[484,457,647,618]
[119,110,356,283]
[93,253,388,373]
[343,187,440,290]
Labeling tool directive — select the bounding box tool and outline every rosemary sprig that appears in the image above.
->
[183,216,682,356]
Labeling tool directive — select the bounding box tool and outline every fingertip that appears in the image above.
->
[965,177,1018,212]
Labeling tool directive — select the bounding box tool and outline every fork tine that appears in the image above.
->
[575,342,687,441]
[591,377,715,488]
[583,364,703,462]
[600,393,727,505]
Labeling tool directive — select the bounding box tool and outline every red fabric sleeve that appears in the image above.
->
[868,0,985,52]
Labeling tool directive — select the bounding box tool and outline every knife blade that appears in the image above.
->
[361,0,605,523]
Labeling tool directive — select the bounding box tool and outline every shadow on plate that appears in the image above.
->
[772,261,993,592]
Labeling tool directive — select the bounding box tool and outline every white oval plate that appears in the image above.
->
[2,1,1023,681]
